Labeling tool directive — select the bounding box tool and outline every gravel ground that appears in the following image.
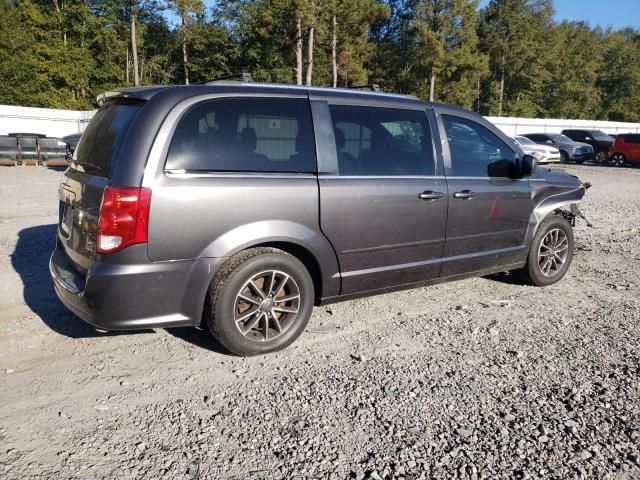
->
[0,164,639,480]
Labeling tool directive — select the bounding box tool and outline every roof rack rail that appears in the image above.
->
[203,72,254,84]
[346,84,381,92]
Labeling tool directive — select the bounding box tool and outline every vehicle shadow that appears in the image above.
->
[11,224,150,339]
[165,327,229,355]
[484,271,527,285]
[45,165,68,172]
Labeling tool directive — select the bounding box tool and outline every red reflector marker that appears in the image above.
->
[97,186,151,254]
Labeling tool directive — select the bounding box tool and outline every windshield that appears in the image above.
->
[515,136,535,145]
[589,130,612,141]
[550,134,573,143]
[74,100,142,177]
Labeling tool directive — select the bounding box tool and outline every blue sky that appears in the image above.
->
[479,0,640,30]
[197,0,640,31]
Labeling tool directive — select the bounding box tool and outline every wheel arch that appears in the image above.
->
[251,241,325,303]
[199,220,340,302]
[524,185,586,248]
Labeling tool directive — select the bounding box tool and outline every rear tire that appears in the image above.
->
[518,215,574,287]
[595,149,607,164]
[610,153,626,167]
[205,248,314,356]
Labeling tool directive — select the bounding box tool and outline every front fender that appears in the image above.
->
[525,181,588,246]
[533,185,586,224]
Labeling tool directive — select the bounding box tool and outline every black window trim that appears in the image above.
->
[162,94,318,176]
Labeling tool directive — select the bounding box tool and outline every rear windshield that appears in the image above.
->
[74,100,142,177]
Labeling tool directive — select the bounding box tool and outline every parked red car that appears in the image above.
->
[609,134,640,167]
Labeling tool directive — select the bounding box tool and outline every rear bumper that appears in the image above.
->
[50,240,227,331]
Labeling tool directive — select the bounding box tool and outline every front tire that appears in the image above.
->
[205,248,314,356]
[519,215,574,287]
[560,151,569,163]
[595,149,607,164]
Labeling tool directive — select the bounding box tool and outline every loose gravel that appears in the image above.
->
[0,164,639,479]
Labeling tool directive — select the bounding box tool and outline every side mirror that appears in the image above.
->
[584,136,592,141]
[520,154,537,177]
[545,140,553,144]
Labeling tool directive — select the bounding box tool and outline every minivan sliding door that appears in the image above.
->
[316,102,447,295]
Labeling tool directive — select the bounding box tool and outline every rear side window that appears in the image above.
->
[328,105,434,176]
[166,98,316,173]
[75,101,142,177]
[442,114,516,177]
[623,134,640,144]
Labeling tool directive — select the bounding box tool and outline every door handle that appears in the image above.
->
[453,190,474,199]
[419,191,444,200]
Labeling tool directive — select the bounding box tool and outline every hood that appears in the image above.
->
[533,166,583,188]
[525,143,559,154]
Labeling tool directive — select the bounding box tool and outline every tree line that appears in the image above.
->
[1,0,639,122]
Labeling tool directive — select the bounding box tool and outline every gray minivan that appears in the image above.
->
[50,82,589,355]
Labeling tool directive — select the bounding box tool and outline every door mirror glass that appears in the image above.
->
[520,154,537,177]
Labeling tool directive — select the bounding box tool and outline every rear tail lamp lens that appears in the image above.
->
[97,186,151,254]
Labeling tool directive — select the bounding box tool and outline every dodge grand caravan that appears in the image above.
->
[50,82,590,355]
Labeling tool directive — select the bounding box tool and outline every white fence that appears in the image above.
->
[486,116,640,137]
[1,104,640,139]
[0,105,94,138]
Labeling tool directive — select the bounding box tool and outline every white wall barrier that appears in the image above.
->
[0,105,95,138]
[486,116,640,137]
[1,104,639,139]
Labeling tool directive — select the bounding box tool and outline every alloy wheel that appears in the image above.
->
[233,270,301,342]
[595,150,607,163]
[537,228,569,277]
[612,154,626,167]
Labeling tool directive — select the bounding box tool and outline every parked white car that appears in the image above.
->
[513,136,561,163]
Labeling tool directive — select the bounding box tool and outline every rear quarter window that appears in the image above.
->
[165,97,316,173]
[74,101,142,177]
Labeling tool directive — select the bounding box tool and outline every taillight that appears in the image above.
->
[97,186,151,254]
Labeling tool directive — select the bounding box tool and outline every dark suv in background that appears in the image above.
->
[50,81,589,356]
[561,129,613,164]
[521,133,593,164]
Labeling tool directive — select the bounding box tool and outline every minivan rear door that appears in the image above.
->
[314,98,447,295]
[57,100,143,275]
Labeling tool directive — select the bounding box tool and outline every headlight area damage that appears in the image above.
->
[532,179,593,235]
[561,181,593,228]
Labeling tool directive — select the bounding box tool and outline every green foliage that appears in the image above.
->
[0,0,639,122]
